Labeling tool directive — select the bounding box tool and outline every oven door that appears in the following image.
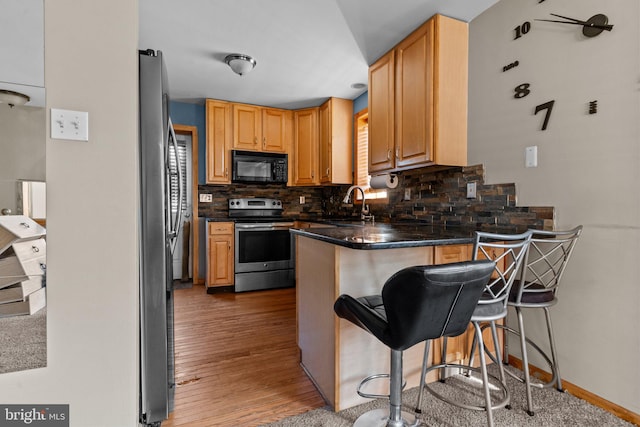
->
[234,222,294,273]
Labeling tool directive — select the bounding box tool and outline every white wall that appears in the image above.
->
[0,1,140,426]
[469,0,640,414]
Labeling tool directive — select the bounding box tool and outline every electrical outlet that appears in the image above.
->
[404,188,411,201]
[199,194,212,203]
[299,196,305,204]
[466,182,477,199]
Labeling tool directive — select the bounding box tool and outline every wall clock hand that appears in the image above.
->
[535,13,613,37]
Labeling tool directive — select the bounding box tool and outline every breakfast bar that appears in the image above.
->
[291,223,506,411]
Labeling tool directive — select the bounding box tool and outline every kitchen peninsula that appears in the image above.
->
[292,223,505,411]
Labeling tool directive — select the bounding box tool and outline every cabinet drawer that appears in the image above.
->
[12,239,46,262]
[0,216,46,254]
[209,222,234,235]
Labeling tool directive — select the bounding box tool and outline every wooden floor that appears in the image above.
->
[163,285,326,427]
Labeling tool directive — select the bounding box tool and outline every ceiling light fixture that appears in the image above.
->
[0,89,30,108]
[351,83,367,90]
[224,54,257,76]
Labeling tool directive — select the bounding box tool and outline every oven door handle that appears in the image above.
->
[235,223,294,230]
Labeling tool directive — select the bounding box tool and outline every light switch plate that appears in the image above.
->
[525,146,538,168]
[299,196,305,204]
[51,108,89,141]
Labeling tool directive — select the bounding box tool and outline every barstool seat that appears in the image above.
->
[334,260,495,427]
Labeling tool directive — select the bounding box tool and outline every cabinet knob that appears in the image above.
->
[254,136,258,144]
[396,148,400,159]
[326,168,330,176]
[387,150,391,160]
[263,136,266,148]
[225,168,228,177]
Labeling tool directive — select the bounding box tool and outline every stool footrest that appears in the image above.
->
[357,373,407,400]
[491,324,558,389]
[420,363,510,412]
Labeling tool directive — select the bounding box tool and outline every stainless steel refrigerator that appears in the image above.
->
[139,49,182,426]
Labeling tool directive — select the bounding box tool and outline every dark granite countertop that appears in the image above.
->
[290,223,480,250]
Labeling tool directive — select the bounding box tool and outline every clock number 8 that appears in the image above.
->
[514,83,531,99]
[514,21,531,40]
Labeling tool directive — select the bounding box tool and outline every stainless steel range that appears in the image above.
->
[229,198,295,292]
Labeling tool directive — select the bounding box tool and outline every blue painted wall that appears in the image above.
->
[170,101,206,184]
[353,91,368,114]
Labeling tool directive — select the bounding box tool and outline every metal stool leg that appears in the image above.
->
[474,321,494,427]
[415,340,431,414]
[439,337,448,382]
[354,349,419,427]
[544,307,563,392]
[516,307,535,416]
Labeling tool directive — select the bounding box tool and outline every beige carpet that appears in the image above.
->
[262,365,634,426]
[0,307,46,374]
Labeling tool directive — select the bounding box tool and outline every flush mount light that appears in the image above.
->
[351,82,367,90]
[224,54,257,76]
[0,89,30,108]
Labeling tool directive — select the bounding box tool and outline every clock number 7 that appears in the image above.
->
[534,100,555,131]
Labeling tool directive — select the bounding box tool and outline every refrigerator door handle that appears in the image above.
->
[168,117,183,254]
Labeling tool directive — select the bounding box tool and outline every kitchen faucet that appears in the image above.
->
[342,185,374,222]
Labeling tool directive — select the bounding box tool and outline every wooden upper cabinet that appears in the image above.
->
[293,107,319,186]
[395,18,434,169]
[205,99,232,184]
[368,50,395,174]
[262,108,290,153]
[368,14,468,174]
[319,97,353,184]
[233,103,262,150]
[233,103,290,153]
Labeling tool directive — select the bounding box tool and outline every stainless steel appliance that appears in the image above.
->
[139,49,182,426]
[229,198,295,292]
[231,150,288,184]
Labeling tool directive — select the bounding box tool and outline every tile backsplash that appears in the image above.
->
[198,164,554,230]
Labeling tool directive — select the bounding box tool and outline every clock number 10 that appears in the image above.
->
[514,21,531,40]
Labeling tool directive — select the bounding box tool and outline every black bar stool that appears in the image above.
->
[334,260,495,427]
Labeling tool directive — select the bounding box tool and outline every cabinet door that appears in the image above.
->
[293,108,318,186]
[318,101,331,182]
[368,50,395,173]
[319,98,354,185]
[262,108,288,153]
[395,18,434,169]
[233,103,261,150]
[433,244,472,363]
[205,100,231,184]
[207,223,234,287]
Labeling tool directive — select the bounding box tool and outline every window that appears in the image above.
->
[354,109,387,201]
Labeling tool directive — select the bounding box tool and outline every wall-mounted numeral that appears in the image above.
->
[539,0,546,3]
[589,100,598,114]
[514,83,531,99]
[502,60,520,72]
[514,21,531,40]
[534,100,555,130]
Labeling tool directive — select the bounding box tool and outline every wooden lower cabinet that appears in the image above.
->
[206,222,234,289]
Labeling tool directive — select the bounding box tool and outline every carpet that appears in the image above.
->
[0,307,46,374]
[262,365,634,426]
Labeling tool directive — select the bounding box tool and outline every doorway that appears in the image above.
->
[173,125,200,284]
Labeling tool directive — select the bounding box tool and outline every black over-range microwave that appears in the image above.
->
[231,150,288,184]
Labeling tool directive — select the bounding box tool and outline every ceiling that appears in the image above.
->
[139,0,499,109]
[1,1,499,110]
